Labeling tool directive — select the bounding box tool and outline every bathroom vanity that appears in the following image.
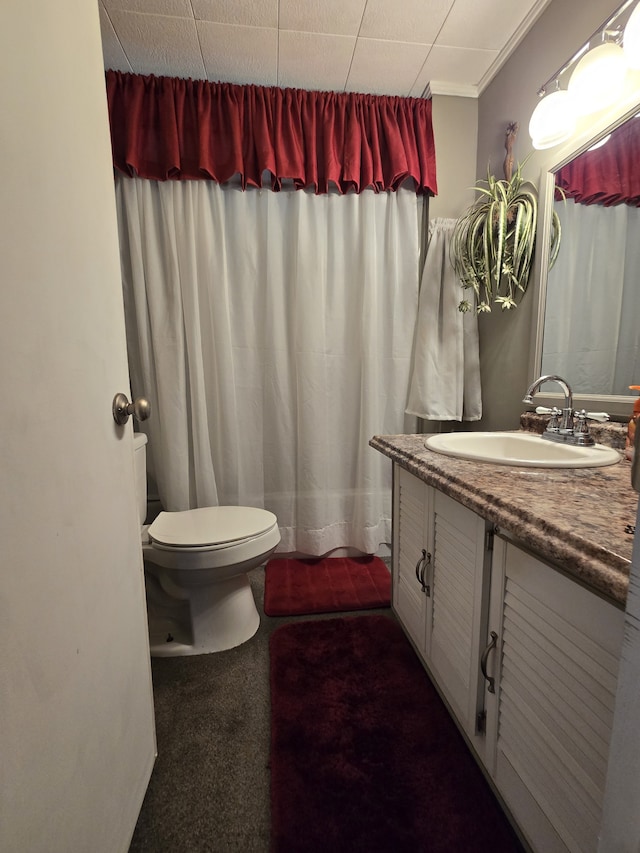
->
[370,428,636,853]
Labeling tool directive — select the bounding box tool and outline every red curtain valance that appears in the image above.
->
[555,118,640,207]
[105,71,437,195]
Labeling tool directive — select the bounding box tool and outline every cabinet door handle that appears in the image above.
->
[480,631,498,694]
[414,549,431,596]
[421,551,431,597]
[415,549,427,585]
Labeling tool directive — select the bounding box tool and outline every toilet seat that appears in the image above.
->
[148,506,278,552]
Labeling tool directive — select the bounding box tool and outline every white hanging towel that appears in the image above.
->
[405,218,482,421]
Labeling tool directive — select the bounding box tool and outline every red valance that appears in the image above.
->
[555,118,640,207]
[105,71,437,195]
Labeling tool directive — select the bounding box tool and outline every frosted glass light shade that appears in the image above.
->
[587,133,611,151]
[529,90,576,149]
[568,42,627,115]
[624,4,640,69]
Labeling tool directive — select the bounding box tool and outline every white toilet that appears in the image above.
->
[133,432,280,656]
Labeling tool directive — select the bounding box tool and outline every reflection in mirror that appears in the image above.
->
[541,116,640,395]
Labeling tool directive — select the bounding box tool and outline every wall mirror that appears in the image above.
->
[530,91,640,419]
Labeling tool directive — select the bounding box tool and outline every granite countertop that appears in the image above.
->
[370,429,638,606]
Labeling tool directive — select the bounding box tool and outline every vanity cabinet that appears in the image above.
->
[484,537,624,853]
[392,465,491,756]
[391,463,625,853]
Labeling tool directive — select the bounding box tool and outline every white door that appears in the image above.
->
[598,488,640,851]
[0,3,156,852]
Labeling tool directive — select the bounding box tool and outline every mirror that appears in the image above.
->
[531,92,640,418]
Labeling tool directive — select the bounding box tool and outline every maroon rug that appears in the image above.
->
[263,556,390,616]
[269,614,522,853]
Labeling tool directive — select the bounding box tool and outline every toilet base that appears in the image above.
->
[146,571,260,657]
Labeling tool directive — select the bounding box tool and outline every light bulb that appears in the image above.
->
[624,3,640,69]
[568,42,627,115]
[529,89,576,149]
[587,133,611,151]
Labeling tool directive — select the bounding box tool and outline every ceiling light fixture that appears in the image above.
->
[568,40,627,115]
[529,88,576,150]
[624,2,640,67]
[587,133,612,151]
[529,0,640,149]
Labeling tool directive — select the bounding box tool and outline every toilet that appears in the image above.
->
[133,432,280,656]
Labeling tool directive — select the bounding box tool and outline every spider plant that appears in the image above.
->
[452,162,561,313]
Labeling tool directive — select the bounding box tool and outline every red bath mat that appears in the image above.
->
[269,615,522,852]
[264,556,391,616]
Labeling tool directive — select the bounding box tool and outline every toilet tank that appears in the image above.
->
[132,432,148,526]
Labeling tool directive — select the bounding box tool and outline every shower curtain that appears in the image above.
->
[116,176,419,555]
[542,200,640,395]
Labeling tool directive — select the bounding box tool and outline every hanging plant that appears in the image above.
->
[451,125,561,314]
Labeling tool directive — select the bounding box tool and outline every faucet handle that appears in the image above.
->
[535,405,561,432]
[583,411,610,423]
[573,410,596,445]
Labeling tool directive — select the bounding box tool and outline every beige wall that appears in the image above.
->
[474,0,618,429]
[429,94,478,221]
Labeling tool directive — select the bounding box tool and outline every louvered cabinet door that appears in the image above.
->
[392,465,432,656]
[485,537,625,853]
[426,490,491,754]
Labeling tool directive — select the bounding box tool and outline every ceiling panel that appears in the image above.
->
[98,0,553,96]
[191,0,278,29]
[279,0,366,37]
[414,44,499,95]
[107,10,205,78]
[99,4,132,72]
[347,38,431,96]
[359,0,451,44]
[278,31,356,92]
[437,0,544,50]
[102,0,192,14]
[198,22,278,85]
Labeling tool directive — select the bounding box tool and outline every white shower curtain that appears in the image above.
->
[115,176,419,555]
[542,200,640,395]
[405,218,482,421]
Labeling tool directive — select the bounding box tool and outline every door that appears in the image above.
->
[393,465,431,654]
[488,539,624,853]
[0,3,156,852]
[427,490,490,752]
[598,439,640,851]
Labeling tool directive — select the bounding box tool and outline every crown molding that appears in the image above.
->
[477,0,553,94]
[423,80,479,98]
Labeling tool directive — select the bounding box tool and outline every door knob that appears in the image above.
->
[112,393,151,426]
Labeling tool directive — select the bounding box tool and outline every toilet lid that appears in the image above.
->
[148,506,277,549]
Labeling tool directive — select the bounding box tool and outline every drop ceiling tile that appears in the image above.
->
[99,0,553,99]
[438,0,542,50]
[197,21,278,86]
[108,11,206,78]
[279,0,366,37]
[360,0,452,45]
[411,44,497,95]
[347,38,431,96]
[99,4,133,71]
[191,0,278,28]
[278,31,355,92]
[102,0,192,15]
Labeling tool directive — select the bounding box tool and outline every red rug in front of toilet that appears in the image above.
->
[263,556,390,616]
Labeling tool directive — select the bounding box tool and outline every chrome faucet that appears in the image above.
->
[523,374,610,446]
[523,374,574,436]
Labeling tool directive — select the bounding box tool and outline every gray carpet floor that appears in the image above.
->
[128,565,394,852]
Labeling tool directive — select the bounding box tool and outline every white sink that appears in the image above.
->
[424,431,621,468]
